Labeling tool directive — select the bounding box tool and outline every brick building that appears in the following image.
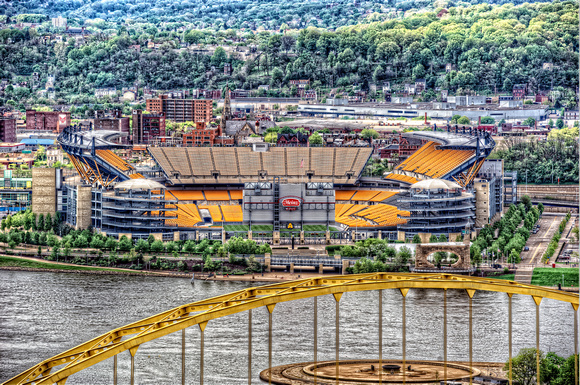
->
[25,110,71,132]
[182,122,234,147]
[93,110,131,144]
[512,84,526,100]
[0,117,16,142]
[132,110,166,144]
[146,95,213,122]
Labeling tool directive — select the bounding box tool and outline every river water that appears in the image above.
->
[0,270,575,384]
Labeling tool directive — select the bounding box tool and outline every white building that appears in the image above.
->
[51,16,67,29]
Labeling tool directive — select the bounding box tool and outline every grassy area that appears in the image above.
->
[531,268,579,287]
[0,256,142,274]
[490,274,515,281]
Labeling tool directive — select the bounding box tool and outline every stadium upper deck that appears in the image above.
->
[384,128,495,187]
[148,147,372,186]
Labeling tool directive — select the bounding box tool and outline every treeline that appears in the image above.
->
[489,126,579,184]
[470,198,543,265]
[0,1,578,110]
[1,0,564,29]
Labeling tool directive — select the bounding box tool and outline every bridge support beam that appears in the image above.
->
[267,304,275,385]
[379,289,383,384]
[319,263,324,274]
[199,322,208,385]
[248,309,252,385]
[334,293,343,385]
[467,290,475,385]
[534,297,542,385]
[129,347,138,385]
[574,303,578,385]
[181,329,185,385]
[508,293,513,385]
[314,297,318,385]
[113,355,117,385]
[443,289,448,384]
[400,288,408,385]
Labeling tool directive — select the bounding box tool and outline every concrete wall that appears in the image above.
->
[75,185,92,230]
[474,181,490,228]
[31,168,57,215]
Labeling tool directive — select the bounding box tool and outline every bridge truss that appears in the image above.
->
[3,273,578,385]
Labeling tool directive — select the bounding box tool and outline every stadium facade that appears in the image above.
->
[33,125,504,242]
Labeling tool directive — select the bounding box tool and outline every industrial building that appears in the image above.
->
[25,110,71,132]
[0,117,17,142]
[298,102,548,121]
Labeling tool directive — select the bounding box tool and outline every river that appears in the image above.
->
[0,270,575,384]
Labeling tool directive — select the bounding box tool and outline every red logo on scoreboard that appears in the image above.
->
[281,198,301,208]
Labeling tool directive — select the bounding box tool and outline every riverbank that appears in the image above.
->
[1,255,578,291]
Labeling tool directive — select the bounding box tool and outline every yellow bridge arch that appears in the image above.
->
[4,273,579,385]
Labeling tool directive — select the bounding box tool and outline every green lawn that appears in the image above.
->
[531,268,579,287]
[0,256,142,274]
[490,274,515,281]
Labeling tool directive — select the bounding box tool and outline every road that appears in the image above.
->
[520,215,560,266]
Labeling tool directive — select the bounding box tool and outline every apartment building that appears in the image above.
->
[132,110,166,144]
[146,95,212,122]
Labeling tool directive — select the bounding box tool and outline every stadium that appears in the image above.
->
[54,125,498,243]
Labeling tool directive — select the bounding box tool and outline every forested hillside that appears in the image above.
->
[0,1,577,109]
[1,0,560,29]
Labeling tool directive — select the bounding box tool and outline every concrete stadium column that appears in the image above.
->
[222,229,226,244]
[341,259,349,275]
[273,231,280,245]
[326,231,331,245]
[247,230,253,240]
[31,167,57,215]
[152,233,163,241]
[300,231,305,245]
[319,263,324,274]
[397,231,406,242]
[196,231,200,241]
[449,232,461,242]
[173,232,180,242]
[377,230,382,240]
[351,231,356,242]
[76,186,93,230]
[289,263,295,274]
[418,232,431,244]
[265,254,271,272]
[119,233,132,241]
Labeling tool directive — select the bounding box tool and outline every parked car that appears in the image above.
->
[492,263,502,269]
[524,246,530,251]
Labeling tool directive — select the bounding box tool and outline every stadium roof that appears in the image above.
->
[410,179,462,190]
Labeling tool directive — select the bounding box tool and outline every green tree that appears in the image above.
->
[429,234,438,243]
[480,117,495,124]
[457,116,470,125]
[211,47,227,67]
[309,132,323,146]
[118,236,132,251]
[523,117,535,127]
[556,118,564,129]
[135,238,150,252]
[360,129,379,140]
[504,348,544,385]
[151,240,165,253]
[412,234,422,243]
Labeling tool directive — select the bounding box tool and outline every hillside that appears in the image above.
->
[0,1,577,110]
